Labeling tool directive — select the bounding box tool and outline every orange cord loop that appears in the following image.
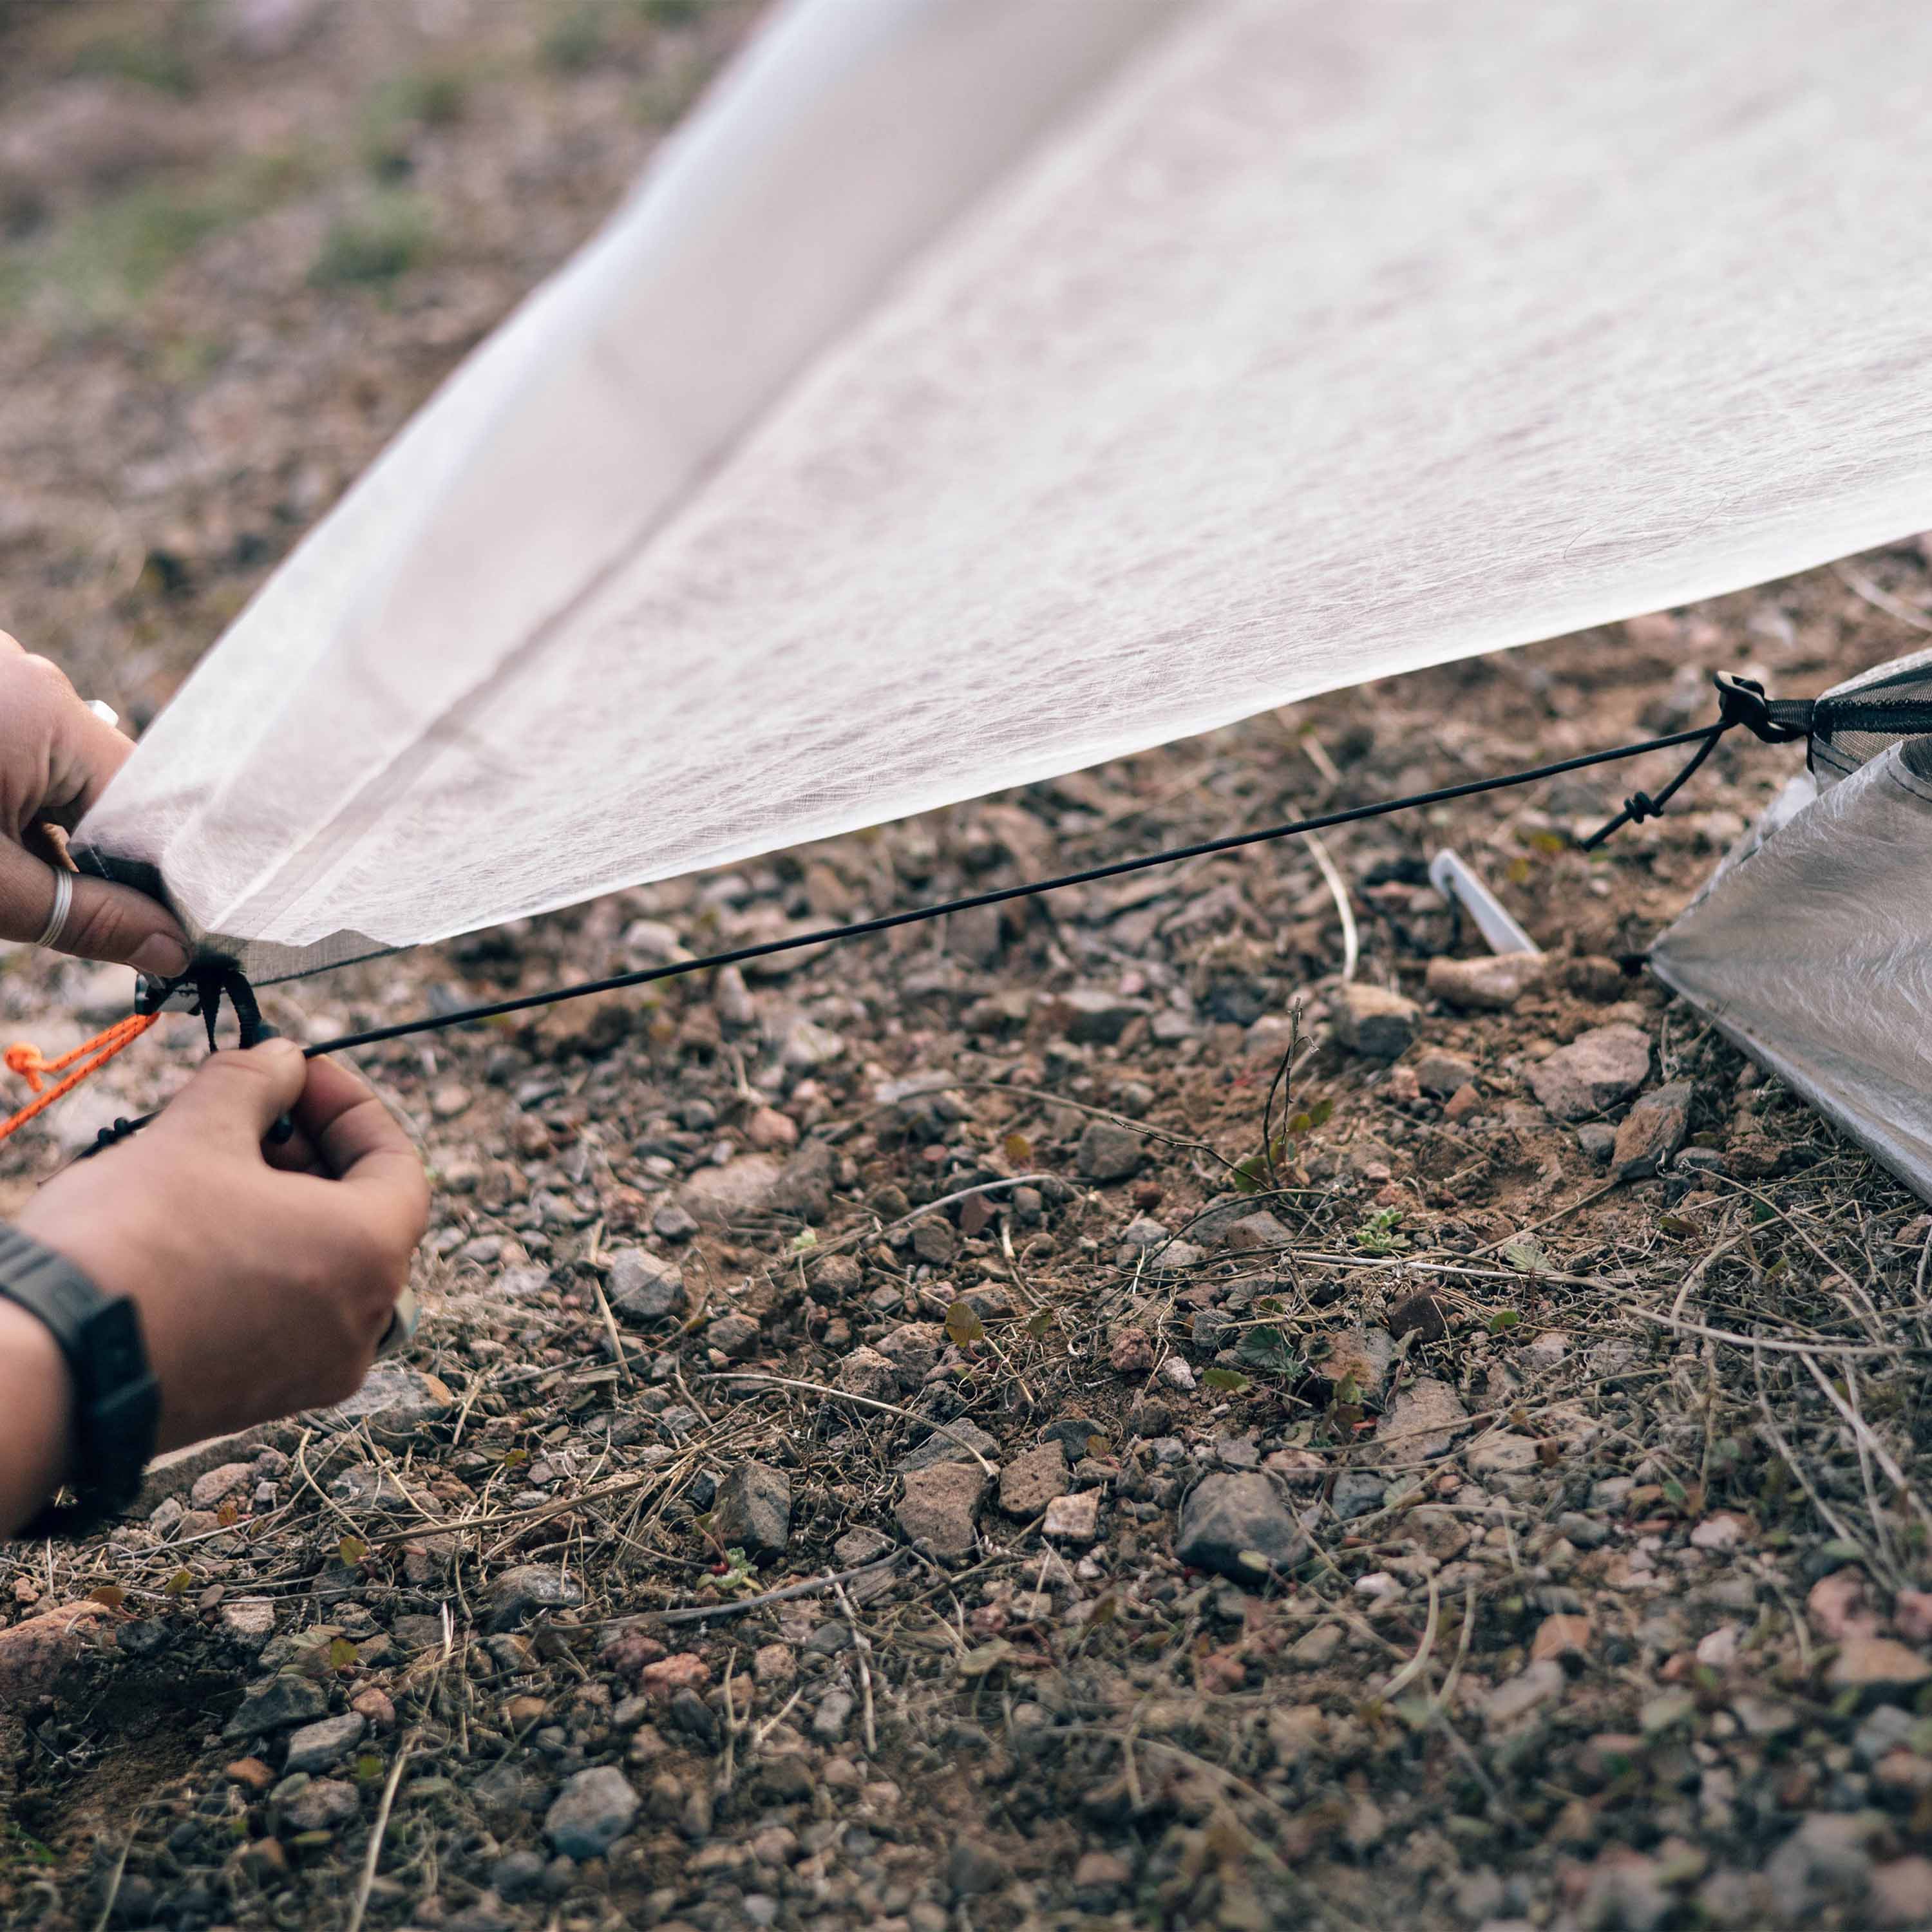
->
[4,1041,47,1092]
[0,1012,160,1142]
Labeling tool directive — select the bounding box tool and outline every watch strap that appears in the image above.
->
[0,1226,158,1539]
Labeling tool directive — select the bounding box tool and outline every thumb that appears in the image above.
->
[0,842,189,977]
[158,1039,307,1149]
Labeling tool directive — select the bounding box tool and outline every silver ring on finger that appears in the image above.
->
[36,869,72,951]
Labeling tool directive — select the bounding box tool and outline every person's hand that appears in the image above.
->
[14,1039,428,1453]
[0,632,191,976]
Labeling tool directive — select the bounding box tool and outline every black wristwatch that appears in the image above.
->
[0,1226,159,1539]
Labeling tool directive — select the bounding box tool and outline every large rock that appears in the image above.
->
[1375,1376,1470,1459]
[1175,1473,1307,1580]
[189,1462,254,1511]
[283,1712,365,1776]
[1426,954,1546,1011]
[767,1141,837,1220]
[895,1463,987,1560]
[837,1347,902,1401]
[225,1673,328,1739]
[605,1247,685,1323]
[681,1153,784,1224]
[1218,1210,1292,1254]
[1613,1081,1694,1179]
[1527,1025,1653,1121]
[486,1566,585,1633]
[999,1442,1072,1518]
[876,1321,945,1378]
[281,1779,358,1833]
[139,1426,282,1511]
[1044,1492,1102,1542]
[1076,1119,1144,1182]
[712,1462,791,1558]
[323,1365,453,1444]
[1329,983,1419,1060]
[0,1602,108,1707]
[1828,1637,1932,1692]
[545,1765,638,1859]
[1414,1048,1477,1097]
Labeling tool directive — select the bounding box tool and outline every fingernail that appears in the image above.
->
[133,936,190,978]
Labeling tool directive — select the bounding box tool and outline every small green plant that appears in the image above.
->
[1353,1206,1408,1254]
[1236,1324,1304,1376]
[311,194,434,289]
[716,1547,759,1596]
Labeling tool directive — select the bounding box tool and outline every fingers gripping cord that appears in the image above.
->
[0,960,287,1154]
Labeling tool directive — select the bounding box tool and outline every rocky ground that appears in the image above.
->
[8,6,1932,1932]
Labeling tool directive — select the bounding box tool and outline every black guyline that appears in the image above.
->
[298,719,1732,1059]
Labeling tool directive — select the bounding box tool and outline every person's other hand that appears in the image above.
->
[0,632,191,976]
[15,1039,428,1452]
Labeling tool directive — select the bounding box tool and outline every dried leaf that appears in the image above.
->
[338,1534,369,1567]
[1202,1367,1250,1393]
[87,1584,125,1611]
[943,1300,986,1347]
[163,1569,193,1598]
[1003,1132,1032,1166]
[328,1636,359,1672]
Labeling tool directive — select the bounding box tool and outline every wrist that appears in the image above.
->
[0,1296,73,1535]
[0,1226,158,1537]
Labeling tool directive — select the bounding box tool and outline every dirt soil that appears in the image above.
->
[6,6,1932,1932]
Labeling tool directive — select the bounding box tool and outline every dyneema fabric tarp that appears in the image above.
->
[75,0,1932,982]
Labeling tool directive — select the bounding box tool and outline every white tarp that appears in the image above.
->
[76,0,1932,982]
